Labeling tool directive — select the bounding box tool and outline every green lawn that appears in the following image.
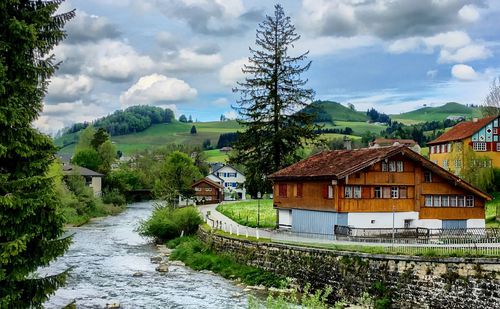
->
[322,121,386,136]
[203,149,229,163]
[486,192,500,228]
[216,199,276,228]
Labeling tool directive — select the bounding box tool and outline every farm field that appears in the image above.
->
[486,193,500,228]
[204,149,230,163]
[216,199,275,228]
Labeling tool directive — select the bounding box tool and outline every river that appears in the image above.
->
[42,201,250,308]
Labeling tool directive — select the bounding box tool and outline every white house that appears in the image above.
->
[212,164,246,200]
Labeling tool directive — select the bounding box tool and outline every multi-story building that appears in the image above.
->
[191,177,224,204]
[428,116,500,174]
[269,145,490,235]
[212,164,246,200]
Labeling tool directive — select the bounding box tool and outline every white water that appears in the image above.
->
[42,201,249,308]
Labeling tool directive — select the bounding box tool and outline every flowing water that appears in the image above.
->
[42,201,249,308]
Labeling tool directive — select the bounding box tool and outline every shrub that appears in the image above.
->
[102,188,126,206]
[138,206,203,241]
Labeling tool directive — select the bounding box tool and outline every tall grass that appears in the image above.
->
[138,206,203,241]
[216,200,276,228]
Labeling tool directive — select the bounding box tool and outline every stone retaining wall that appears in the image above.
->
[198,229,500,308]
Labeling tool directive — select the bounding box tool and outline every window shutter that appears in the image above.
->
[362,186,370,199]
[323,184,328,199]
[383,187,391,198]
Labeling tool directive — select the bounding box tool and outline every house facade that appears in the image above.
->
[191,178,224,204]
[428,116,500,174]
[62,164,103,197]
[212,164,246,200]
[269,145,490,235]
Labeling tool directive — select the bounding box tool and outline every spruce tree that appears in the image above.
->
[232,4,320,194]
[0,1,74,307]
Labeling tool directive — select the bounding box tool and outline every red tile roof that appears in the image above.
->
[427,116,497,145]
[268,145,491,200]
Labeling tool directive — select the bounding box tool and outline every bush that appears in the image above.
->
[102,189,126,206]
[138,206,203,241]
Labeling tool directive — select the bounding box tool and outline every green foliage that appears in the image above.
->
[101,189,126,206]
[153,151,202,203]
[190,125,197,134]
[97,140,116,174]
[392,102,481,123]
[0,1,74,306]
[168,236,284,287]
[72,148,102,172]
[138,207,203,241]
[75,126,96,153]
[248,283,333,309]
[371,281,393,309]
[309,101,367,122]
[179,114,188,122]
[91,128,110,149]
[232,5,322,195]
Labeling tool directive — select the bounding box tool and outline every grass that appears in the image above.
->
[390,102,482,123]
[203,149,229,163]
[322,121,386,136]
[62,202,125,226]
[486,192,500,228]
[216,199,276,228]
[167,236,285,287]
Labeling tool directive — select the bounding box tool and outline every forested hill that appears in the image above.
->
[55,105,174,147]
[302,100,368,123]
[390,102,481,122]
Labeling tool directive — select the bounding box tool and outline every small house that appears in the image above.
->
[62,164,103,197]
[191,177,224,204]
[212,164,246,200]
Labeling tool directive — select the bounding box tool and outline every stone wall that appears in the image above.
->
[198,229,500,308]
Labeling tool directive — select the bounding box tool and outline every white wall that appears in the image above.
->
[467,219,486,228]
[91,177,102,197]
[206,174,223,185]
[278,209,292,228]
[214,165,246,199]
[418,219,442,229]
[347,212,419,229]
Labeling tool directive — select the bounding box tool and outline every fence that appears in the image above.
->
[334,225,500,245]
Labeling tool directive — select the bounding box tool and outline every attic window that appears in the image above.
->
[424,171,432,182]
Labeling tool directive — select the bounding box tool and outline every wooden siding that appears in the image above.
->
[193,182,222,203]
[273,155,486,219]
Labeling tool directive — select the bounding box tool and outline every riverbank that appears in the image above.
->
[62,201,126,227]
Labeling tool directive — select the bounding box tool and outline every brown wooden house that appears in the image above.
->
[269,145,491,235]
[191,177,224,204]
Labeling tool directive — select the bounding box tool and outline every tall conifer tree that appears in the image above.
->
[0,1,74,306]
[232,4,320,194]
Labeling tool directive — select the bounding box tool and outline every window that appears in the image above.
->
[195,187,202,191]
[466,196,474,207]
[396,161,404,172]
[383,187,391,198]
[278,184,287,197]
[344,186,352,198]
[442,195,449,207]
[473,142,487,151]
[433,195,441,207]
[389,161,396,172]
[381,161,388,172]
[497,143,500,152]
[296,183,303,198]
[442,160,448,168]
[431,146,435,154]
[206,196,212,201]
[424,171,432,182]
[353,186,361,199]
[232,182,237,188]
[441,144,446,153]
[450,196,457,207]
[205,187,212,191]
[328,185,334,199]
[458,196,465,207]
[425,195,433,206]
[399,186,407,199]
[404,219,413,229]
[391,186,399,199]
[454,160,461,168]
[374,186,382,198]
[447,144,451,152]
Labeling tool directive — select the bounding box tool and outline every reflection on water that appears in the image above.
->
[43,202,248,308]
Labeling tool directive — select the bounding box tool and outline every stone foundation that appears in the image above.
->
[198,229,500,308]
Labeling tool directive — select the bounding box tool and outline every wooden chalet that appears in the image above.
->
[191,177,224,204]
[269,145,491,235]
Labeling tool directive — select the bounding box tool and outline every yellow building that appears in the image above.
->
[428,116,500,175]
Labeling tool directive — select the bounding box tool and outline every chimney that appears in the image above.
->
[343,136,352,150]
[473,117,478,123]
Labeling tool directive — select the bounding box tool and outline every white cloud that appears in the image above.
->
[161,48,222,72]
[451,64,478,81]
[298,36,379,56]
[388,31,471,54]
[439,44,492,63]
[46,74,93,103]
[426,70,438,79]
[223,110,237,120]
[219,58,247,87]
[458,5,480,22]
[120,74,197,107]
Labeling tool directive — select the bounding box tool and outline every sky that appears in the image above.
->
[36,0,500,134]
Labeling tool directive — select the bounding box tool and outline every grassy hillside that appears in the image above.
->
[313,100,368,122]
[391,102,481,123]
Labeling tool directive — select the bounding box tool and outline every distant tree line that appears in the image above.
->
[314,127,353,135]
[217,132,239,148]
[381,119,462,146]
[63,105,174,136]
[367,108,391,124]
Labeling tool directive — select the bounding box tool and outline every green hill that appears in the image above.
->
[312,100,368,122]
[391,102,482,123]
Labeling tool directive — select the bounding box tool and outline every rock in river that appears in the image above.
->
[155,263,169,273]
